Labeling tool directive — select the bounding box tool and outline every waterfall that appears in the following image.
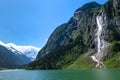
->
[91,15,107,68]
[96,16,104,60]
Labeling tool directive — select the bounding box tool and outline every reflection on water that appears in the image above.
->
[94,69,112,80]
[0,69,120,80]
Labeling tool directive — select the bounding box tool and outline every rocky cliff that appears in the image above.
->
[27,0,120,69]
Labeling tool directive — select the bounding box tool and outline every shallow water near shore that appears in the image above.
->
[0,69,120,80]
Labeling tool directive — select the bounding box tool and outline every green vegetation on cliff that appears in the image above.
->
[26,0,120,70]
[105,41,120,68]
[67,54,95,69]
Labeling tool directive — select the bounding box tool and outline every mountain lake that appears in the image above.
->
[0,69,120,80]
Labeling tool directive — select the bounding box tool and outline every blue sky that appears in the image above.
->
[0,0,108,48]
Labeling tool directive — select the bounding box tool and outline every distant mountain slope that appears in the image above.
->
[0,41,40,68]
[0,45,30,68]
[27,0,120,69]
[0,41,40,61]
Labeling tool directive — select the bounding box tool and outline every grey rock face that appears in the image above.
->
[37,2,101,58]
[28,0,120,69]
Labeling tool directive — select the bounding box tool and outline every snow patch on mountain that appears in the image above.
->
[0,41,40,61]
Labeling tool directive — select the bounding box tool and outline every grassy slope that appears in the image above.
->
[105,52,120,68]
[26,40,120,70]
[66,41,120,69]
[66,54,95,69]
[0,67,10,70]
[104,41,120,68]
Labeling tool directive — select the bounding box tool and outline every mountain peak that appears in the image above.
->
[75,1,101,12]
[27,0,120,70]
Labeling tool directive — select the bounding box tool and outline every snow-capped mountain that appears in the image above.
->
[0,41,40,61]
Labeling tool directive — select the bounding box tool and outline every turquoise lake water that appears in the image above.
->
[0,69,120,80]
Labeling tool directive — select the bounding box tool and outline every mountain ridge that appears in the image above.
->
[27,0,120,69]
[0,41,40,68]
[0,45,31,68]
[0,41,40,61]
